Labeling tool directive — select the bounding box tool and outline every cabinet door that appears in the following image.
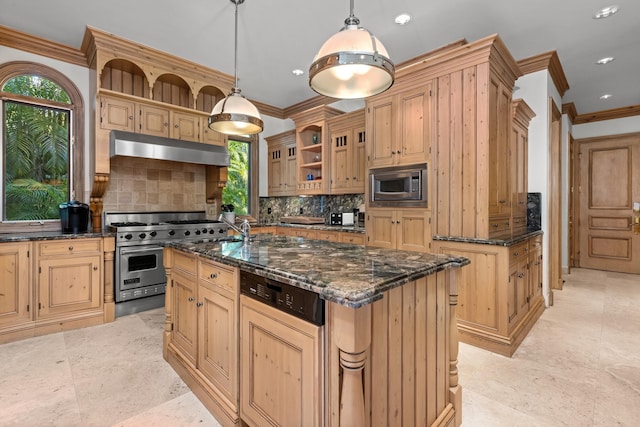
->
[284,142,297,196]
[330,130,351,192]
[488,78,512,216]
[366,209,395,249]
[198,283,237,407]
[100,96,135,131]
[397,83,433,166]
[340,232,364,245]
[38,255,101,318]
[512,122,528,232]
[0,242,31,328]
[396,209,431,253]
[352,125,367,192]
[268,144,284,196]
[172,269,198,365]
[171,111,200,142]
[139,104,170,137]
[240,296,323,427]
[201,117,226,146]
[529,238,543,301]
[316,230,341,242]
[367,95,394,168]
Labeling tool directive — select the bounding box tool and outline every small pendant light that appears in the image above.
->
[209,0,263,135]
[309,0,395,99]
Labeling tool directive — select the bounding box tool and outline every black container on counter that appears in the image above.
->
[59,200,90,234]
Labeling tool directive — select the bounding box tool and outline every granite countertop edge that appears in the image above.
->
[433,229,543,247]
[257,222,365,234]
[166,236,470,309]
[0,231,112,242]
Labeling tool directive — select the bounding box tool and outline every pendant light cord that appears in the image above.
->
[233,0,239,90]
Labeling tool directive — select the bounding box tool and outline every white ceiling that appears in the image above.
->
[1,0,638,116]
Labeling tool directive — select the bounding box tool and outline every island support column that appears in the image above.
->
[329,303,372,427]
[449,270,462,427]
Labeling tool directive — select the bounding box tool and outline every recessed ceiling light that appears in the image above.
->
[292,69,304,76]
[600,94,613,100]
[593,5,619,19]
[596,57,615,65]
[395,13,412,25]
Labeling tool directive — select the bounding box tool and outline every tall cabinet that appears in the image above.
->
[266,130,297,196]
[327,109,366,194]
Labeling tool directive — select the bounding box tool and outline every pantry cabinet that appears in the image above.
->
[266,130,297,196]
[164,249,240,425]
[366,208,431,252]
[366,83,433,169]
[328,109,366,194]
[433,234,544,357]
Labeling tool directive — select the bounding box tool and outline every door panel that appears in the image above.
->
[578,134,640,273]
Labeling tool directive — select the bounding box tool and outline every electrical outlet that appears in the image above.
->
[299,208,304,214]
[267,207,272,214]
[206,202,217,219]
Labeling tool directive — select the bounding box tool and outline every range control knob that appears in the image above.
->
[149,231,157,237]
[202,228,208,234]
[168,230,176,236]
[209,229,215,234]
[184,230,191,236]
[195,230,201,235]
[124,234,133,240]
[139,233,146,239]
[218,229,225,234]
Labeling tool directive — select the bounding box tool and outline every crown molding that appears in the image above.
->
[0,25,87,67]
[572,104,640,124]
[562,102,578,123]
[517,51,569,96]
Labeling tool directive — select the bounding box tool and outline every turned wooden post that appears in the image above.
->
[103,236,115,322]
[162,247,174,359]
[448,269,462,427]
[330,302,372,427]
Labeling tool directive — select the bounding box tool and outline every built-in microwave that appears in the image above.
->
[370,164,428,207]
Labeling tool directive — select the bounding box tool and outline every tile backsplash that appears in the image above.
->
[259,194,364,224]
[102,157,206,213]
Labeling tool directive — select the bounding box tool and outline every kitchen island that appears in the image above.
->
[163,235,469,427]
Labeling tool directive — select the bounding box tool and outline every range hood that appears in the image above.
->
[109,130,230,166]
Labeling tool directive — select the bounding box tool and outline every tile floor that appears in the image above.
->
[1,268,639,426]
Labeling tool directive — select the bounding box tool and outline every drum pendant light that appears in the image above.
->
[309,0,395,99]
[209,0,263,135]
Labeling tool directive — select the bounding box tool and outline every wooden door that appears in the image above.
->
[172,269,198,364]
[353,125,367,192]
[578,133,640,273]
[0,242,31,328]
[268,144,283,196]
[171,111,199,142]
[38,255,101,317]
[330,130,350,192]
[139,104,170,137]
[367,95,394,168]
[396,209,431,253]
[284,142,297,195]
[366,209,395,249]
[397,83,432,166]
[488,79,511,217]
[100,96,135,131]
[201,117,226,146]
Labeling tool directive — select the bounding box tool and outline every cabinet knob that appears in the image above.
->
[499,199,506,204]
[196,302,203,307]
[164,122,169,127]
[93,266,98,271]
[209,273,217,279]
[492,223,499,228]
[68,246,73,251]
[128,115,133,120]
[518,272,526,278]
[174,124,179,128]
[514,251,519,256]
[188,297,195,302]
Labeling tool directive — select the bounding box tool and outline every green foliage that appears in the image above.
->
[222,139,250,215]
[3,75,70,221]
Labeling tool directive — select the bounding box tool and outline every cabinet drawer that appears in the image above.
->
[340,233,364,245]
[38,238,101,256]
[199,259,237,293]
[530,235,542,250]
[316,230,340,242]
[510,242,528,263]
[173,250,197,275]
[488,215,511,238]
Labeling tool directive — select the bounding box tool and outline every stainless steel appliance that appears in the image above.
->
[104,211,228,317]
[330,212,354,226]
[59,200,90,234]
[369,164,428,207]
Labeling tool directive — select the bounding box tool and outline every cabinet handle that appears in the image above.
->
[518,272,526,278]
[164,122,169,127]
[514,251,519,256]
[174,124,179,128]
[492,223,499,228]
[499,199,506,204]
[505,221,510,226]
[519,201,525,205]
[209,273,217,279]
[196,302,203,307]
[93,266,98,271]
[128,115,133,120]
[68,246,73,251]
[188,297,195,302]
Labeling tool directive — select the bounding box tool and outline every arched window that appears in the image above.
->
[0,61,84,228]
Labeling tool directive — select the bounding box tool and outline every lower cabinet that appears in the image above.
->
[366,208,432,252]
[0,238,108,344]
[275,226,317,239]
[240,295,323,427]
[433,234,544,357]
[165,249,240,425]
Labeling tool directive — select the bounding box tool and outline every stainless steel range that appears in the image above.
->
[104,211,228,317]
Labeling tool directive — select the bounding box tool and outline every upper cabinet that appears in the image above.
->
[266,130,297,197]
[510,99,535,237]
[327,109,366,194]
[289,106,343,196]
[366,82,434,169]
[83,27,234,174]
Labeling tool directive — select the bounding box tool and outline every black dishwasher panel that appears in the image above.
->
[240,271,325,326]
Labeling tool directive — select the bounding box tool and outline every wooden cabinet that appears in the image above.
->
[200,117,226,146]
[433,235,545,357]
[366,83,433,168]
[275,226,317,239]
[171,111,200,142]
[139,103,170,137]
[366,208,431,252]
[36,239,102,319]
[165,249,240,424]
[290,106,343,195]
[340,232,365,245]
[510,99,535,236]
[0,242,31,331]
[328,109,366,194]
[99,96,136,132]
[316,230,341,242]
[266,130,297,196]
[240,295,323,427]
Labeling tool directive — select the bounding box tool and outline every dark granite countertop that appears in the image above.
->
[166,234,469,308]
[256,222,365,234]
[433,229,543,247]
[0,231,110,243]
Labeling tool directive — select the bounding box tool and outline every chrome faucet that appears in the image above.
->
[218,214,251,242]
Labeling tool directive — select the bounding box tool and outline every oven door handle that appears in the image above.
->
[119,245,164,255]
